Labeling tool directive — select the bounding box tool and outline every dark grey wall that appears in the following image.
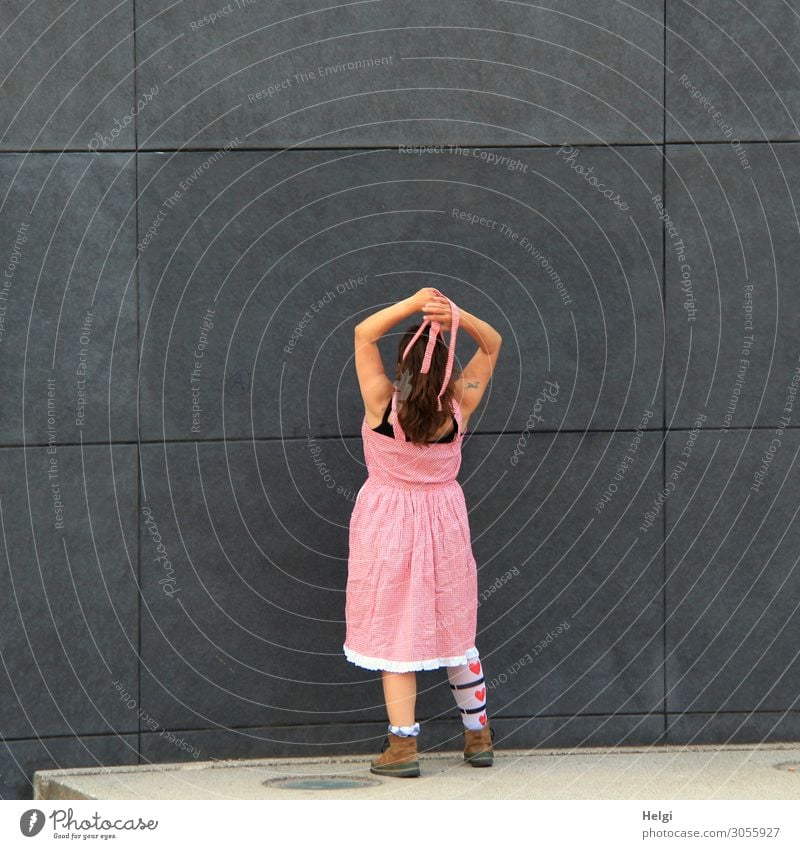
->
[1,0,799,799]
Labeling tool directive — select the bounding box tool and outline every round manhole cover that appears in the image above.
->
[774,761,800,773]
[264,775,381,790]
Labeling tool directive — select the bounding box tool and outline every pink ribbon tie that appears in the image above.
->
[400,288,460,411]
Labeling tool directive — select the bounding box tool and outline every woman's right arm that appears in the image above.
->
[453,308,502,417]
[458,308,503,354]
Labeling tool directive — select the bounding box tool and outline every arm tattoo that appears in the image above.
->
[466,380,481,389]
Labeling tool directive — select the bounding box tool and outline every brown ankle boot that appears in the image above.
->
[463,723,495,766]
[370,731,420,777]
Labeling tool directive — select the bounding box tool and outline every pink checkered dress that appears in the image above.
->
[343,294,479,672]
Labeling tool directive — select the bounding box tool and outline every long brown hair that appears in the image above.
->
[394,322,455,445]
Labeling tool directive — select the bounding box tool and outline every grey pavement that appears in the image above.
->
[34,743,800,800]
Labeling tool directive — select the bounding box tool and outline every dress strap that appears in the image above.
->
[452,394,463,436]
[390,385,406,439]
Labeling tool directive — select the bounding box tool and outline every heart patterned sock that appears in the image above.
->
[447,655,488,731]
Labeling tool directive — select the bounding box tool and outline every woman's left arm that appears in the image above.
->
[354,289,436,342]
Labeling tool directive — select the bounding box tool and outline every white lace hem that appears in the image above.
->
[343,643,479,672]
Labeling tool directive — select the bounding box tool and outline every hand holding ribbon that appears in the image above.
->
[400,288,460,411]
[422,294,453,331]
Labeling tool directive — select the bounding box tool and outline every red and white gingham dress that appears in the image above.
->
[343,298,479,672]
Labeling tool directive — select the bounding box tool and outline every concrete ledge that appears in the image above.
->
[34,743,800,800]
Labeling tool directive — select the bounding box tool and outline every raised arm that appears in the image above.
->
[453,308,502,417]
[353,288,440,417]
[354,288,437,342]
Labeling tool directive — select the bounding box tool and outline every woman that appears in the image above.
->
[345,286,503,777]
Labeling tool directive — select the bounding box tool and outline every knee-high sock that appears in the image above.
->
[447,654,488,731]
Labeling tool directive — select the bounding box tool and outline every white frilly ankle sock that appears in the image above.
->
[388,722,420,737]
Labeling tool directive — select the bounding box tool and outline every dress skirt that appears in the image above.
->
[343,478,478,672]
